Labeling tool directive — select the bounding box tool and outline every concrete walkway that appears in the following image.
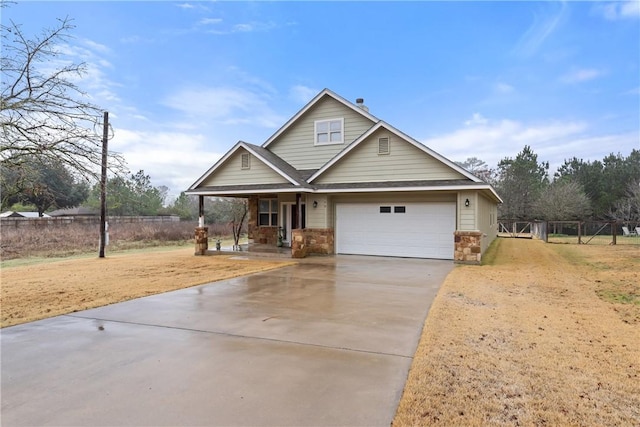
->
[1,255,453,426]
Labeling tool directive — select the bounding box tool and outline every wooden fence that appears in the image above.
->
[498,220,640,245]
[0,215,180,229]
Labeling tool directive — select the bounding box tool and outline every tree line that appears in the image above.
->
[0,157,242,223]
[457,146,640,224]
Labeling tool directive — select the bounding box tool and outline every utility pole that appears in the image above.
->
[99,111,109,258]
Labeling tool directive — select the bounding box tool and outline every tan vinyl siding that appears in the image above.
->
[269,97,375,170]
[200,149,288,187]
[457,192,476,231]
[315,129,466,184]
[477,193,498,252]
[306,194,328,228]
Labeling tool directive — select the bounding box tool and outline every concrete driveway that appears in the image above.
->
[1,255,452,426]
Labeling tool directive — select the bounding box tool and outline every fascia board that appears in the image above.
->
[262,88,379,148]
[185,188,314,196]
[313,184,497,194]
[186,183,501,202]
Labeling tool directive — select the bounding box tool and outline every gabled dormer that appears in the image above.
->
[263,89,378,170]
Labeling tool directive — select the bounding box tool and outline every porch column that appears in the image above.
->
[294,193,302,230]
[295,193,302,229]
[195,195,208,255]
[198,195,205,227]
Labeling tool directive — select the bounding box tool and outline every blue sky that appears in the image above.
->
[4,1,639,199]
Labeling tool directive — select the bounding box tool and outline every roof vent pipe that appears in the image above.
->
[355,98,369,112]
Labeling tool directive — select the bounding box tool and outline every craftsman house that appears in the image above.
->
[186,89,501,263]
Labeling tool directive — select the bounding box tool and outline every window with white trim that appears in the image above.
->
[241,153,250,169]
[378,137,390,155]
[259,199,278,226]
[315,118,344,145]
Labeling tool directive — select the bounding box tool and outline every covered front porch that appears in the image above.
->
[193,193,334,259]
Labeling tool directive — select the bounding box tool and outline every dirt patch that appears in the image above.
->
[394,238,640,426]
[1,248,295,328]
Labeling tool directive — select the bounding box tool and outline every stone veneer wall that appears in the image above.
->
[454,230,482,264]
[247,195,278,246]
[291,228,334,258]
[194,227,208,255]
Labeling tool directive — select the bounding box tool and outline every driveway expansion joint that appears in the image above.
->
[64,314,414,359]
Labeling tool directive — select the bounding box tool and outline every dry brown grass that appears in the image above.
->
[394,238,639,426]
[1,248,295,328]
[0,221,238,260]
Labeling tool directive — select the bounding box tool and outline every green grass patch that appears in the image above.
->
[596,289,640,305]
[550,244,588,266]
[481,237,502,266]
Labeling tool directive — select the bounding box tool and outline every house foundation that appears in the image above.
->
[454,231,482,264]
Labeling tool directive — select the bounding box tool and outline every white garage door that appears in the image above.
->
[336,202,456,259]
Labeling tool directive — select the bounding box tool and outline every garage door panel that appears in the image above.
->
[336,202,455,259]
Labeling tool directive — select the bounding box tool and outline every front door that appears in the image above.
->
[281,203,306,246]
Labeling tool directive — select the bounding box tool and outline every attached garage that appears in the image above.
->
[335,202,456,259]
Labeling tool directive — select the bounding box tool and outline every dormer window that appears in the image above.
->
[315,118,343,145]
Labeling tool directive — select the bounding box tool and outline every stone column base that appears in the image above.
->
[290,228,335,258]
[454,231,482,264]
[195,227,208,255]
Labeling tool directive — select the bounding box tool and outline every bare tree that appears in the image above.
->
[1,15,124,192]
[227,198,248,250]
[533,180,592,221]
[455,157,496,184]
[609,180,640,226]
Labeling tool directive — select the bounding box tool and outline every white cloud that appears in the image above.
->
[204,20,279,35]
[289,85,319,104]
[513,2,567,58]
[45,41,122,106]
[110,129,223,197]
[594,0,640,20]
[198,18,223,26]
[119,35,155,44]
[81,39,111,54]
[561,68,606,84]
[163,86,286,128]
[422,114,591,172]
[494,82,515,94]
[464,113,488,126]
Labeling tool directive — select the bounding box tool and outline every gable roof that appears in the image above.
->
[262,88,379,148]
[188,141,304,190]
[187,88,501,202]
[307,121,482,183]
[0,211,50,218]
